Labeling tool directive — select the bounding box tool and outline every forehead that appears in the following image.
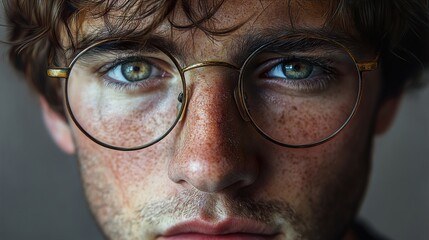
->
[71,0,364,60]
[168,0,328,30]
[77,0,332,41]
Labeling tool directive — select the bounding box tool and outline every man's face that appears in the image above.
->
[49,1,388,239]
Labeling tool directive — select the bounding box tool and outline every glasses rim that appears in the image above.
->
[65,40,189,151]
[237,35,366,148]
[47,33,379,151]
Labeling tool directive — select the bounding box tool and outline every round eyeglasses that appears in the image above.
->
[47,34,378,151]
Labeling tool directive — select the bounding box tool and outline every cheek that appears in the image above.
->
[256,68,380,197]
[72,125,175,228]
[250,127,372,237]
[250,74,379,231]
[67,70,182,150]
[256,129,371,199]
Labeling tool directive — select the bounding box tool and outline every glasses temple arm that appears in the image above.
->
[356,53,379,72]
[47,67,70,78]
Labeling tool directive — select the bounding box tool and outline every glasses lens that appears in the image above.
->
[240,37,360,146]
[66,40,184,149]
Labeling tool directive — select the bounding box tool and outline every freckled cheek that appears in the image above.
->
[67,72,183,149]
[243,76,359,146]
[254,145,328,199]
[248,99,356,146]
[71,121,175,207]
[252,100,374,218]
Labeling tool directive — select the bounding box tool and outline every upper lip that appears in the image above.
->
[162,218,280,237]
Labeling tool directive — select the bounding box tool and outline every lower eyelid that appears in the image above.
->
[101,74,166,93]
[265,75,333,94]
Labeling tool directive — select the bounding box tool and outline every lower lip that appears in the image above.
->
[159,233,278,240]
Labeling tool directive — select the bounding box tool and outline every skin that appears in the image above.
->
[41,0,401,239]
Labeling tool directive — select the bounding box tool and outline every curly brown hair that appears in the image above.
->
[3,0,429,116]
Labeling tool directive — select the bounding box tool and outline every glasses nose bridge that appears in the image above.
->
[179,61,249,122]
[182,61,241,73]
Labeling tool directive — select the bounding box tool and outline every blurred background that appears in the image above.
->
[1,5,428,240]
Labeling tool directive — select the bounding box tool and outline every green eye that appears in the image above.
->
[105,58,168,85]
[282,61,313,80]
[121,61,152,82]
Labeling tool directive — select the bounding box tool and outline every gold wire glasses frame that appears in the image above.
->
[47,34,378,151]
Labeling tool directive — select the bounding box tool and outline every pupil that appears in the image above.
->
[293,63,301,71]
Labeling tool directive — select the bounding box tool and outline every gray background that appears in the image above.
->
[0,7,428,240]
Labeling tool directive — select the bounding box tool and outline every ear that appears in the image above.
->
[374,94,402,135]
[40,97,75,154]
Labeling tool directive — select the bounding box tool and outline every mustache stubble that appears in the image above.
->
[137,189,304,229]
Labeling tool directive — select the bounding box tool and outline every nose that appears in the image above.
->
[168,67,259,193]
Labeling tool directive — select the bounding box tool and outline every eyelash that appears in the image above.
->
[91,53,337,94]
[96,56,167,92]
[259,56,337,92]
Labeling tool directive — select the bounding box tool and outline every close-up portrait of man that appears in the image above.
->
[0,0,428,240]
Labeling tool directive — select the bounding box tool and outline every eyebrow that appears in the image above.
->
[231,26,364,64]
[74,28,182,56]
[75,25,366,65]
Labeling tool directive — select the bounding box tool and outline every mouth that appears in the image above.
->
[157,218,281,240]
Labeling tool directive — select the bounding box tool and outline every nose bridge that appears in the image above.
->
[180,61,248,122]
[168,63,258,193]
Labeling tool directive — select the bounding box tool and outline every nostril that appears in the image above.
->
[168,154,259,193]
